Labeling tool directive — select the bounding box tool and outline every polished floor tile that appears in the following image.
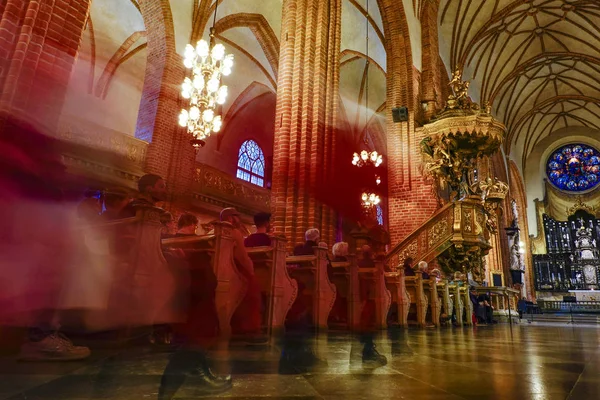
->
[2,324,600,399]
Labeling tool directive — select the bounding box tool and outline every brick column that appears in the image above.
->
[379,0,439,246]
[420,0,442,120]
[0,0,91,131]
[136,0,195,203]
[271,0,342,248]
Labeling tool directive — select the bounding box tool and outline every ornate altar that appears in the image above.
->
[573,219,600,289]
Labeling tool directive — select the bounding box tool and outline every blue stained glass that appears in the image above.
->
[376,205,384,226]
[546,144,600,192]
[236,139,266,187]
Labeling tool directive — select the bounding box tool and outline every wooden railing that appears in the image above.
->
[474,287,520,321]
[386,198,489,271]
[538,300,600,314]
[387,203,454,269]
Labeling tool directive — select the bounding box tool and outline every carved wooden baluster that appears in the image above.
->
[268,236,298,335]
[314,246,337,329]
[211,222,248,337]
[423,277,441,327]
[373,258,392,329]
[460,286,473,326]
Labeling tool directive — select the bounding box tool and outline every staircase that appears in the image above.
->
[386,198,490,272]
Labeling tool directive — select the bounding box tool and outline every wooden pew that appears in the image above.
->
[385,270,410,327]
[161,222,247,337]
[405,271,428,327]
[71,206,174,332]
[246,236,298,335]
[437,281,453,325]
[460,286,474,326]
[448,283,463,326]
[357,258,392,329]
[329,255,361,329]
[286,245,337,329]
[423,277,441,327]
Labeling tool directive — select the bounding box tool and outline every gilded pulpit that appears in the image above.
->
[417,68,508,282]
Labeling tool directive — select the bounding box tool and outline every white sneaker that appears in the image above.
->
[18,333,91,361]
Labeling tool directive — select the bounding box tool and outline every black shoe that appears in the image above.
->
[159,351,231,399]
[362,345,387,369]
[279,341,327,374]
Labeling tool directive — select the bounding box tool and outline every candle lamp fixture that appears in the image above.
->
[353,0,383,209]
[362,192,381,207]
[178,3,233,149]
[352,149,383,167]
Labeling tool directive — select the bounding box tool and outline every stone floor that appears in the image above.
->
[1,324,600,400]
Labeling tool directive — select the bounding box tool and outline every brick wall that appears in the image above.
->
[378,0,439,246]
[271,0,342,249]
[0,0,91,132]
[420,0,442,119]
[135,0,195,205]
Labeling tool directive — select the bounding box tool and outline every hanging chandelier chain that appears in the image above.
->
[213,0,219,29]
[365,0,369,129]
[178,1,234,149]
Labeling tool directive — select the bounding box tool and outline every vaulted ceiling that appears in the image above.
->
[439,0,600,169]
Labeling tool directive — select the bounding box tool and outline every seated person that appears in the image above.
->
[418,261,430,280]
[331,242,349,262]
[293,228,320,255]
[176,213,199,236]
[245,212,272,247]
[121,174,168,217]
[403,257,415,276]
[477,292,495,324]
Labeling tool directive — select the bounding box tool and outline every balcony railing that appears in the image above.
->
[194,163,270,215]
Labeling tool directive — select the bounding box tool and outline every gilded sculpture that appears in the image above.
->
[415,68,509,282]
[446,67,480,111]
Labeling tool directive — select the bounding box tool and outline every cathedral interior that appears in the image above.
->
[1,0,600,399]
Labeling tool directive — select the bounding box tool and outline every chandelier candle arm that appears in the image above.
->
[178,37,234,148]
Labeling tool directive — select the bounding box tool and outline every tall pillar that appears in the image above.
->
[420,0,442,121]
[135,0,195,202]
[271,0,342,248]
[0,0,91,132]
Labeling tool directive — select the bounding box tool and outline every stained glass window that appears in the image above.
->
[546,144,600,192]
[236,140,265,187]
[376,204,384,226]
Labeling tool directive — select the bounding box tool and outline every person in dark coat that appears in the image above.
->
[245,212,272,247]
[159,213,231,398]
[293,228,320,255]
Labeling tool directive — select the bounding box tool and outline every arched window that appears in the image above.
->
[546,144,600,192]
[376,204,384,226]
[236,139,265,187]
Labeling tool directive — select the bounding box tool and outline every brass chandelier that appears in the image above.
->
[352,0,383,209]
[178,3,233,149]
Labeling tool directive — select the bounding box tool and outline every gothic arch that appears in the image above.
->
[136,0,195,193]
[213,13,280,79]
